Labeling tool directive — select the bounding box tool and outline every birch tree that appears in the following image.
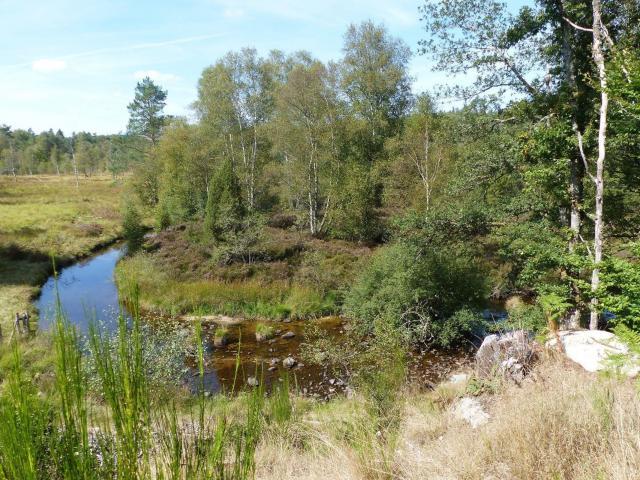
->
[272,61,341,236]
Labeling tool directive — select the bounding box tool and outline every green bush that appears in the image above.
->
[330,163,381,242]
[122,203,145,253]
[344,241,487,346]
[598,244,640,331]
[204,159,245,239]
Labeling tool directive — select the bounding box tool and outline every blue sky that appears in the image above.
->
[0,0,532,135]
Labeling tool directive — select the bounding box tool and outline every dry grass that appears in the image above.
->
[252,358,640,480]
[0,175,123,335]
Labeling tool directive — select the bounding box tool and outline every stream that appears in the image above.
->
[36,245,472,398]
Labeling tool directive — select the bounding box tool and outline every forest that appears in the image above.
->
[120,1,640,344]
[1,0,640,479]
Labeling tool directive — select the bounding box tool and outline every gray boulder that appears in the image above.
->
[476,330,538,382]
[282,356,297,369]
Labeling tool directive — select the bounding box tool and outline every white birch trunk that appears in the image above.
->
[589,0,608,330]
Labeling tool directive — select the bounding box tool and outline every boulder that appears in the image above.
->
[282,356,297,369]
[449,373,470,384]
[547,330,639,376]
[476,330,538,381]
[247,376,259,387]
[453,397,489,428]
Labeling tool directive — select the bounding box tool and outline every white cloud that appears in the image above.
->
[31,58,67,73]
[133,70,179,82]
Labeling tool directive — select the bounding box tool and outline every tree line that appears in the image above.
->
[0,126,141,178]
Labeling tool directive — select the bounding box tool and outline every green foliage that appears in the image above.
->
[502,302,547,334]
[538,291,572,331]
[597,245,640,331]
[127,76,167,145]
[204,159,245,239]
[331,163,381,242]
[344,240,487,346]
[255,322,275,340]
[155,200,171,231]
[122,202,145,253]
[268,372,293,425]
[0,343,52,480]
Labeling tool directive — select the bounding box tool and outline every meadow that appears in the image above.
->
[0,175,123,336]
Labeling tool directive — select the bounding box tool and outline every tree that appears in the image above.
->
[272,60,342,236]
[127,77,167,146]
[204,159,245,239]
[195,49,274,211]
[342,21,412,159]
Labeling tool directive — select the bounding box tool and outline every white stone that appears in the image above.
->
[449,373,470,384]
[547,330,640,377]
[453,397,489,428]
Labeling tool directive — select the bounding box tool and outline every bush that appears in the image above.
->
[331,163,381,242]
[267,213,297,229]
[122,203,145,253]
[598,244,640,331]
[204,159,245,239]
[344,241,487,346]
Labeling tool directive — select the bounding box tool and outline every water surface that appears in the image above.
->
[36,245,126,332]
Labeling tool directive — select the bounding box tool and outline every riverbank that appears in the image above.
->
[115,224,372,320]
[0,175,124,337]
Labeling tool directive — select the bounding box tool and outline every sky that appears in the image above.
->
[0,0,532,135]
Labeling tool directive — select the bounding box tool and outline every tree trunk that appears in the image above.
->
[589,0,608,330]
[561,4,583,329]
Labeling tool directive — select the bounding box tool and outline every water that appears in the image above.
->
[36,246,472,397]
[36,245,127,332]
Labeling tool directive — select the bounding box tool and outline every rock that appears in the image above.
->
[213,336,229,347]
[547,330,640,376]
[449,373,470,384]
[283,319,291,323]
[269,358,279,366]
[247,376,259,387]
[453,397,489,428]
[281,331,295,339]
[268,366,277,372]
[283,356,297,369]
[476,330,538,381]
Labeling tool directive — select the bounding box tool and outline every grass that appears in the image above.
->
[255,322,275,341]
[115,253,339,319]
[3,291,640,479]
[0,175,123,337]
[113,223,370,320]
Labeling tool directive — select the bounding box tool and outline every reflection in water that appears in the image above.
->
[36,246,127,332]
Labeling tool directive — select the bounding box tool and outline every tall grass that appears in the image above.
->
[0,283,283,479]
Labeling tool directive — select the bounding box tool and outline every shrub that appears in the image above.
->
[204,159,245,239]
[213,326,230,347]
[122,203,145,253]
[330,163,381,242]
[344,241,487,346]
[597,244,640,331]
[267,213,297,229]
